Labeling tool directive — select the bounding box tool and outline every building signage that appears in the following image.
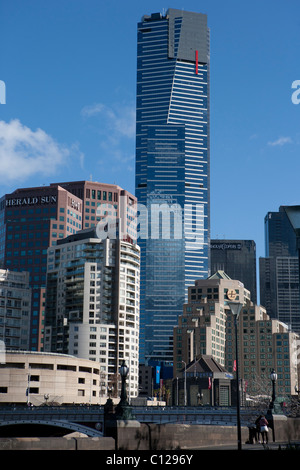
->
[6,195,57,207]
[211,243,242,250]
[70,199,81,211]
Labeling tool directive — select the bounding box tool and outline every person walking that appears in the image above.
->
[255,415,262,443]
[259,415,269,444]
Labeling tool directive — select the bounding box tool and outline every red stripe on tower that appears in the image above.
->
[195,50,198,74]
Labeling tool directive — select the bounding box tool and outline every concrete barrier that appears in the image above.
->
[105,421,249,450]
[0,436,115,450]
[2,417,300,450]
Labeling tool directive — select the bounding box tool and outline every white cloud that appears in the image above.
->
[0,119,70,184]
[267,136,293,146]
[81,103,106,118]
[81,101,136,173]
[81,102,136,139]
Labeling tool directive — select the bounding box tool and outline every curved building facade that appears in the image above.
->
[0,351,105,405]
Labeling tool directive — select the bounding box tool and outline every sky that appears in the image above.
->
[1,0,300,267]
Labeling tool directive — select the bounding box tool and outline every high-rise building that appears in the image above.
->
[173,271,251,376]
[44,227,140,399]
[0,269,31,351]
[0,181,137,351]
[52,181,137,241]
[0,185,83,350]
[173,271,299,398]
[135,9,210,364]
[259,206,300,332]
[211,240,257,303]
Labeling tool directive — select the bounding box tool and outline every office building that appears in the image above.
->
[173,271,250,375]
[211,240,257,302]
[0,269,31,351]
[0,185,83,350]
[0,181,137,352]
[259,206,300,332]
[173,271,299,398]
[53,181,137,241]
[44,227,140,399]
[135,9,210,364]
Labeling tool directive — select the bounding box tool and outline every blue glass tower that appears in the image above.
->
[135,9,210,364]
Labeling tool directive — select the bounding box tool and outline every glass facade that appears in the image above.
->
[0,187,82,351]
[211,240,257,303]
[135,9,210,363]
[259,206,300,333]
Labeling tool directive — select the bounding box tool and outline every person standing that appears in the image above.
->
[255,415,262,443]
[259,415,269,444]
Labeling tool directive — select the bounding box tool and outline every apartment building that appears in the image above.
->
[0,269,31,351]
[44,227,140,399]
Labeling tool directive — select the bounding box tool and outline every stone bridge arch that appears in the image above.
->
[0,419,103,437]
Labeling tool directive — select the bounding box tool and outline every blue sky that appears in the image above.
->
[1,0,300,264]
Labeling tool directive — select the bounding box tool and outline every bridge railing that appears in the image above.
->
[0,404,261,426]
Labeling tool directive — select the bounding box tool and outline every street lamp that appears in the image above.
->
[119,361,129,403]
[182,360,187,406]
[268,368,278,442]
[227,300,243,451]
[270,369,278,408]
[114,360,135,420]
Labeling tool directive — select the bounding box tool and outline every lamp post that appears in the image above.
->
[270,368,277,408]
[268,368,278,442]
[227,300,243,451]
[182,360,187,406]
[115,360,135,420]
[119,361,129,404]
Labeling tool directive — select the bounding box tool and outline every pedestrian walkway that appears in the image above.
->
[195,441,300,450]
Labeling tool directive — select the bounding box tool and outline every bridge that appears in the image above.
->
[0,405,260,437]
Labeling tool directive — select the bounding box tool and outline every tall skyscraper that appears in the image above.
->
[135,9,210,364]
[259,206,300,332]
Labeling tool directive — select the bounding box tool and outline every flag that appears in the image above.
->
[233,360,236,372]
[155,366,160,385]
[208,377,211,389]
